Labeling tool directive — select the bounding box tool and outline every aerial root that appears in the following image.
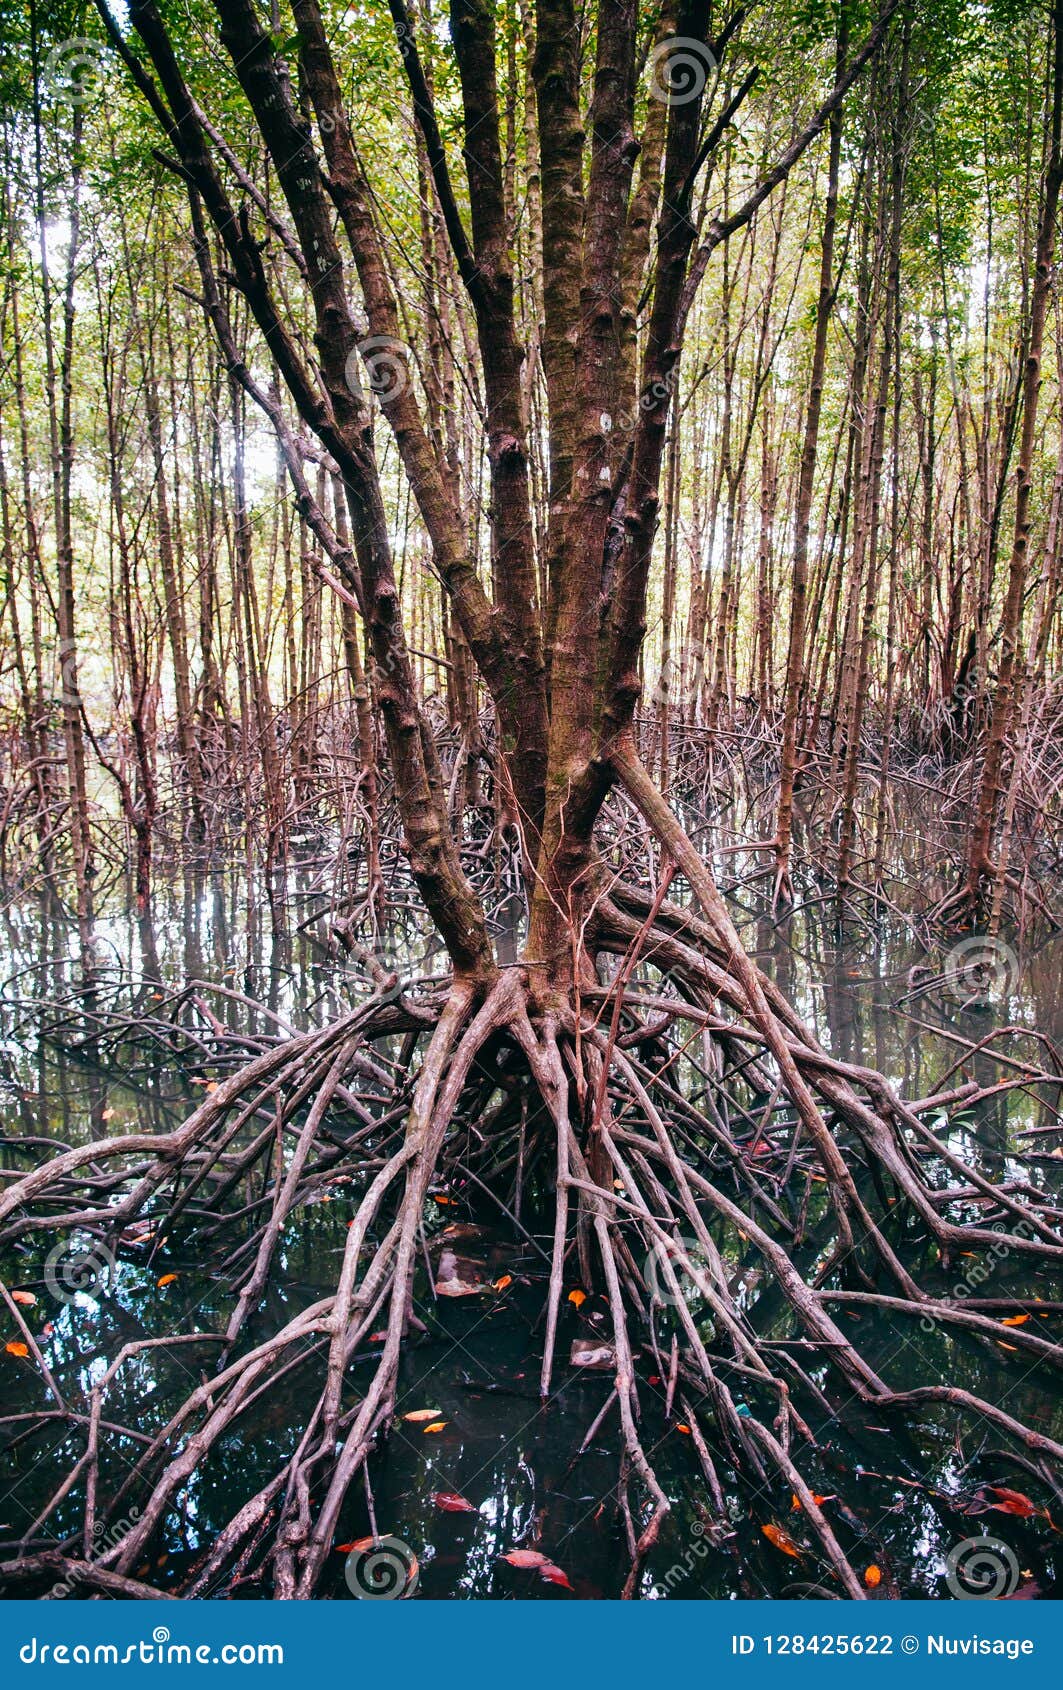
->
[1,900,1060,1598]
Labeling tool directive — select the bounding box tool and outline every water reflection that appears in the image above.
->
[0,855,1061,1599]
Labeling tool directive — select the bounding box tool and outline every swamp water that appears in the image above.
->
[0,855,1061,1600]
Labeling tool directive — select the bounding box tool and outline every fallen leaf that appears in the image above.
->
[985,1486,1039,1518]
[156,1273,178,1288]
[101,1108,116,1121]
[864,1564,882,1588]
[500,1549,549,1569]
[205,1081,219,1094]
[676,1423,692,1434]
[1001,1314,1031,1327]
[41,1322,54,1337]
[432,1491,476,1513]
[11,1291,36,1307]
[402,1408,443,1423]
[5,1342,29,1358]
[539,1562,574,1589]
[431,1194,455,1206]
[568,1289,587,1309]
[422,1421,447,1434]
[494,1275,513,1291]
[762,1523,801,1558]
[791,1492,834,1511]
[997,1341,1019,1351]
[647,1374,661,1386]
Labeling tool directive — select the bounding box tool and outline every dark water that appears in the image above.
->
[1,854,1061,1600]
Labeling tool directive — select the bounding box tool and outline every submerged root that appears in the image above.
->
[1,835,1061,1599]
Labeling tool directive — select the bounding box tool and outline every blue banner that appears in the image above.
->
[4,1600,1061,1688]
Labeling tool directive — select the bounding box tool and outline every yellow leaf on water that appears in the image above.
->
[422,1421,447,1434]
[5,1341,29,1358]
[156,1273,178,1288]
[494,1275,513,1291]
[568,1289,587,1309]
[1001,1313,1030,1326]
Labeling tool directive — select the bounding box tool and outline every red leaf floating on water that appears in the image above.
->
[432,1491,476,1513]
[501,1549,549,1569]
[539,1562,574,1590]
[986,1485,1039,1517]
[499,1548,573,1588]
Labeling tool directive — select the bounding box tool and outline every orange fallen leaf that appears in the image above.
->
[864,1564,882,1588]
[791,1492,834,1511]
[1001,1314,1030,1327]
[402,1408,443,1423]
[762,1523,801,1558]
[432,1491,476,1513]
[997,1341,1019,1351]
[5,1341,29,1358]
[494,1275,513,1291]
[156,1273,178,1287]
[567,1289,587,1309]
[431,1194,455,1206]
[422,1421,447,1434]
[676,1423,691,1434]
[11,1291,36,1307]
